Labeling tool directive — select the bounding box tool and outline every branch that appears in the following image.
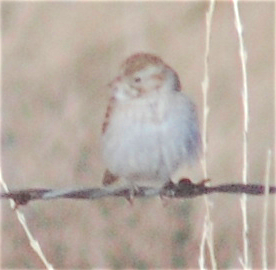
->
[1,179,276,208]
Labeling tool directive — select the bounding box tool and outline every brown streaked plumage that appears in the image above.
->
[102,96,115,134]
[121,53,164,76]
[120,53,181,92]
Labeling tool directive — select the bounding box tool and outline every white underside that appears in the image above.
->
[102,90,201,184]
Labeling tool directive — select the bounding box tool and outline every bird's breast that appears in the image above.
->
[102,92,200,182]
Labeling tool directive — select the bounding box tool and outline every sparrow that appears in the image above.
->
[101,53,201,194]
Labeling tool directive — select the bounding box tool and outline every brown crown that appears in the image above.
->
[121,53,164,76]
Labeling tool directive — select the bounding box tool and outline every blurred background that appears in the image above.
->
[1,2,274,269]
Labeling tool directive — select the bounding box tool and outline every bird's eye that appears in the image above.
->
[134,77,141,83]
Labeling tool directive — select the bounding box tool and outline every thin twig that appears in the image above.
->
[0,167,54,270]
[233,0,250,268]
[199,216,208,269]
[200,0,216,269]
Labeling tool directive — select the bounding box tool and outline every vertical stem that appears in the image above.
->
[199,1,216,269]
[233,0,250,268]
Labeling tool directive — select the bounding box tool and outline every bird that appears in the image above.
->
[101,52,201,196]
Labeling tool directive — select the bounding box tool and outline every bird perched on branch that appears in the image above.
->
[101,53,201,196]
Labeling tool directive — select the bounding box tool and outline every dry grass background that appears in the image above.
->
[1,2,275,269]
